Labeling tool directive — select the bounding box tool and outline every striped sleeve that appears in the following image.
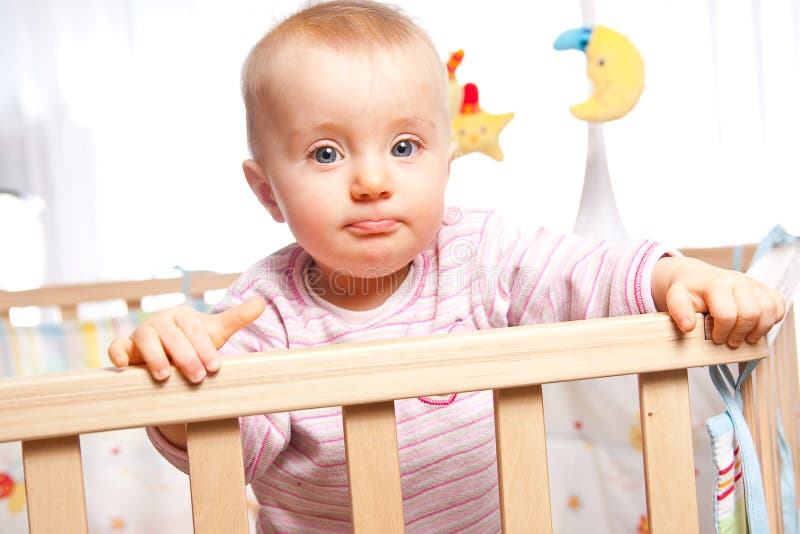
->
[239,413,292,483]
[145,413,291,484]
[145,426,191,474]
[476,212,673,326]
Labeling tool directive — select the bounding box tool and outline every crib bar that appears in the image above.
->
[770,344,786,532]
[755,359,781,533]
[493,385,552,532]
[767,351,783,532]
[739,361,758,452]
[681,244,757,271]
[342,401,404,533]
[0,272,239,313]
[779,344,798,509]
[59,305,78,321]
[779,308,800,501]
[186,418,249,534]
[0,313,767,444]
[638,370,699,534]
[22,436,88,533]
[768,308,800,534]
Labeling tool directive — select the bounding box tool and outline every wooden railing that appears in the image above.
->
[0,271,240,321]
[0,312,771,533]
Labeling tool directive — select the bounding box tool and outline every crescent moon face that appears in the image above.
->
[555,25,645,122]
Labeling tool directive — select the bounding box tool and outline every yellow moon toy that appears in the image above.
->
[554,26,644,122]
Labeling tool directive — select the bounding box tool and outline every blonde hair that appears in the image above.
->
[241,0,445,159]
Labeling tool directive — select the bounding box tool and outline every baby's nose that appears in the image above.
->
[351,169,393,200]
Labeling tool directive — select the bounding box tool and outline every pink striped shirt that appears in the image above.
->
[148,208,668,533]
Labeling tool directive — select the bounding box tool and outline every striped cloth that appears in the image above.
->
[0,314,142,376]
[707,413,747,533]
[148,207,671,533]
[0,299,210,377]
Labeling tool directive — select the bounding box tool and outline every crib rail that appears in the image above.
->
[0,271,239,320]
[0,312,767,533]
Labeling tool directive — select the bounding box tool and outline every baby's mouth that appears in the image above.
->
[347,219,400,234]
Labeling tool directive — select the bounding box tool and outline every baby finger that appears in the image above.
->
[745,285,780,343]
[707,286,737,344]
[108,337,135,367]
[130,325,172,380]
[158,320,208,383]
[174,308,220,373]
[725,284,761,347]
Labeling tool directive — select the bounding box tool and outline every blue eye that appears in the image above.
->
[391,140,418,158]
[314,146,341,164]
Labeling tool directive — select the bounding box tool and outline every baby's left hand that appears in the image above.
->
[651,256,785,347]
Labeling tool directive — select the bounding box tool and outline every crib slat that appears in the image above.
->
[22,436,88,533]
[775,318,791,469]
[342,401,404,533]
[779,308,800,502]
[187,418,249,534]
[739,361,758,450]
[494,385,552,533]
[772,307,800,503]
[767,345,784,533]
[778,346,796,505]
[638,370,699,534]
[755,361,781,533]
[60,305,78,321]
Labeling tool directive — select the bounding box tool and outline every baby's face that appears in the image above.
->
[254,42,453,279]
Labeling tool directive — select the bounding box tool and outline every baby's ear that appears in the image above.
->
[448,140,459,162]
[446,140,459,177]
[242,159,285,223]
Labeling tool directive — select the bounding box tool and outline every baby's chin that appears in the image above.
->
[343,260,413,280]
[308,254,413,280]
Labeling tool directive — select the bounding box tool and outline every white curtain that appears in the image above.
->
[1,0,106,285]
[1,0,799,286]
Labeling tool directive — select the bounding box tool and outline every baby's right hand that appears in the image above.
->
[108,297,266,383]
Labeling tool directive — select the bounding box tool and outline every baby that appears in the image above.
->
[108,1,784,532]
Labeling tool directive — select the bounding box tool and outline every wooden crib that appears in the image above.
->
[0,244,797,534]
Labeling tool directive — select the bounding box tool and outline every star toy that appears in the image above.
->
[452,82,514,161]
